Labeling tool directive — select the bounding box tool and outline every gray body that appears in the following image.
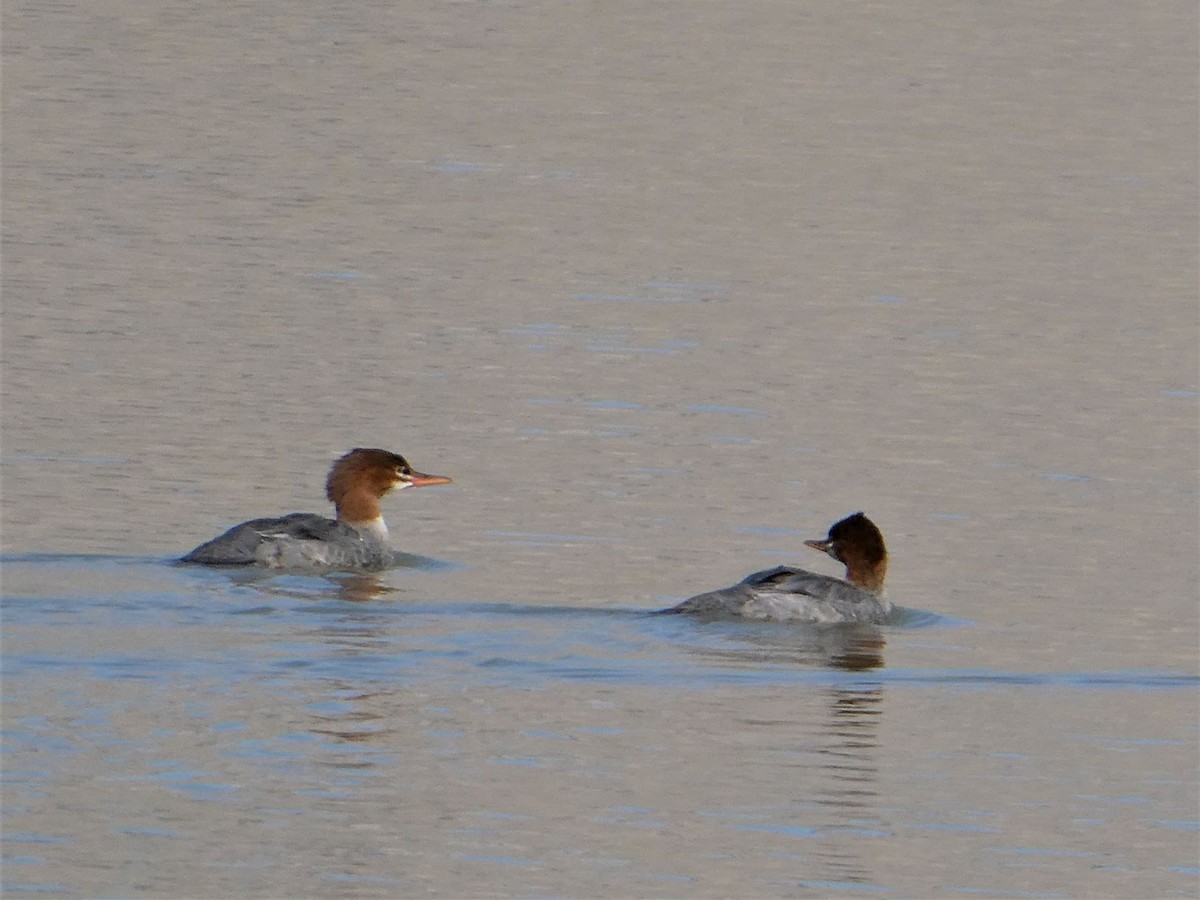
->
[661,565,892,624]
[181,513,393,570]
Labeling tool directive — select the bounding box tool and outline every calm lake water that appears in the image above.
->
[3,0,1197,896]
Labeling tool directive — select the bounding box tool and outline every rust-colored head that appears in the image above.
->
[803,512,887,592]
[325,448,451,524]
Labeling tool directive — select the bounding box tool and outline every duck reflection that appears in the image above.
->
[224,568,399,602]
[683,624,886,888]
[683,622,885,672]
[805,680,884,887]
[327,573,397,603]
[307,687,395,746]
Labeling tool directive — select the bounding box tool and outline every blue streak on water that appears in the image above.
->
[1,883,73,895]
[986,846,1100,858]
[734,822,821,837]
[908,822,997,834]
[635,871,696,883]
[591,815,666,829]
[574,288,712,303]
[475,811,535,821]
[116,827,180,837]
[949,888,1065,898]
[645,279,725,293]
[573,293,644,302]
[506,322,568,335]
[683,404,765,417]
[522,729,572,741]
[737,525,809,536]
[434,160,493,174]
[798,881,889,893]
[485,531,623,544]
[319,872,402,885]
[490,756,547,768]
[0,454,127,465]
[1075,796,1147,811]
[458,854,539,867]
[1143,819,1200,831]
[705,435,755,444]
[585,399,644,410]
[584,343,678,354]
[878,669,1197,691]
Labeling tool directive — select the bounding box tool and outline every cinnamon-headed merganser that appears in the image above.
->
[659,512,892,624]
[181,448,451,570]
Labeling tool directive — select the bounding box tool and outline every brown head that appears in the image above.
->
[803,512,888,592]
[325,448,451,525]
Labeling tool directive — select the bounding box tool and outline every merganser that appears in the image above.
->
[181,448,451,570]
[659,512,892,624]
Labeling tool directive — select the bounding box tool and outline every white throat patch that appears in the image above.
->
[353,517,389,541]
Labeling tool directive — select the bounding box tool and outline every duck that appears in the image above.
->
[181,448,450,570]
[658,512,891,624]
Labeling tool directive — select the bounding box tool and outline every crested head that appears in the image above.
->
[827,512,886,567]
[326,448,414,504]
[324,448,451,526]
[805,512,887,592]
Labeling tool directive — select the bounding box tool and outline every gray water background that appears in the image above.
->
[3,0,1198,896]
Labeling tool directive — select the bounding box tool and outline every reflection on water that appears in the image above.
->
[326,574,395,603]
[808,685,885,889]
[307,688,394,746]
[665,619,891,888]
[674,620,886,672]
[229,571,400,603]
[702,626,887,889]
[189,551,454,603]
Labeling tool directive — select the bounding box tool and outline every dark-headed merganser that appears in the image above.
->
[181,448,451,570]
[659,512,892,624]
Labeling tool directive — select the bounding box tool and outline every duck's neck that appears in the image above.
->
[843,554,887,593]
[350,517,389,542]
[335,491,388,541]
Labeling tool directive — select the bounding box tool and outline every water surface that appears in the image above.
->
[3,0,1197,895]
